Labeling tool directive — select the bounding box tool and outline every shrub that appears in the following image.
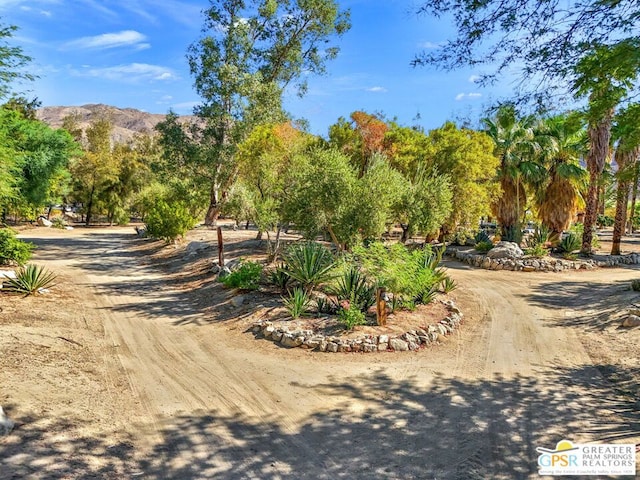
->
[338,302,366,330]
[0,229,34,266]
[352,242,443,305]
[597,214,614,227]
[440,276,457,293]
[632,279,640,292]
[559,232,581,253]
[474,230,491,244]
[283,241,335,292]
[329,267,376,313]
[474,240,493,253]
[269,264,291,293]
[4,264,56,295]
[418,286,439,305]
[528,225,550,247]
[220,261,263,290]
[51,217,67,229]
[501,224,523,244]
[145,200,198,243]
[283,287,312,319]
[315,296,333,315]
[524,243,548,258]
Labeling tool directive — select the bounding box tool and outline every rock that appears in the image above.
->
[37,217,52,227]
[0,406,14,436]
[522,266,536,272]
[363,343,376,353]
[280,334,304,348]
[481,258,492,269]
[418,335,430,344]
[0,270,16,280]
[271,331,283,342]
[378,334,389,344]
[486,241,524,259]
[64,226,74,230]
[225,259,241,271]
[318,340,328,352]
[326,342,339,353]
[186,241,210,254]
[437,333,449,343]
[621,315,640,327]
[377,343,388,351]
[230,295,246,308]
[263,326,275,340]
[389,338,409,351]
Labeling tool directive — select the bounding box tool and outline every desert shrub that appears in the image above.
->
[528,225,550,247]
[559,232,581,253]
[51,217,67,229]
[329,267,376,313]
[0,229,34,266]
[418,286,439,304]
[452,229,472,246]
[283,241,335,292]
[220,261,263,290]
[145,200,198,243]
[569,223,600,249]
[351,242,443,305]
[474,230,491,244]
[338,302,366,330]
[283,287,312,319]
[632,279,640,292]
[474,240,493,253]
[501,224,523,244]
[4,264,56,295]
[268,264,291,293]
[597,214,614,227]
[524,243,548,258]
[315,296,334,315]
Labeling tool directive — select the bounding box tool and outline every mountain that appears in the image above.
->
[36,104,197,144]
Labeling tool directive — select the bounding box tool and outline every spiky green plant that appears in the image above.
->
[338,303,366,330]
[418,286,439,305]
[269,264,291,293]
[329,267,376,313]
[4,264,57,295]
[559,232,581,253]
[283,241,335,292]
[283,287,312,319]
[474,240,493,253]
[474,230,491,244]
[440,276,457,293]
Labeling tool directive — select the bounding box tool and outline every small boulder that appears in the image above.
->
[621,315,640,328]
[186,241,210,254]
[389,338,409,351]
[0,406,15,436]
[230,295,246,308]
[37,217,52,227]
[486,241,524,260]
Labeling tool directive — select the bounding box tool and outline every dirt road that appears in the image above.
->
[1,227,638,479]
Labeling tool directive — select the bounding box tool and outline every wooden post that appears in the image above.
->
[376,287,387,326]
[217,226,225,267]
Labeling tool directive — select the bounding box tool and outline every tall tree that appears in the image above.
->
[0,21,35,99]
[534,114,587,242]
[483,106,543,240]
[185,0,350,225]
[572,40,640,253]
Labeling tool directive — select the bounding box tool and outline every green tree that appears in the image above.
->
[483,106,544,239]
[424,122,499,236]
[0,22,35,99]
[534,113,587,242]
[185,0,350,225]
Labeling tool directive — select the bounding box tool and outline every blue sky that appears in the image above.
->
[2,0,512,136]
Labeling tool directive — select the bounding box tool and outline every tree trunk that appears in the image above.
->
[400,224,409,243]
[611,179,629,255]
[85,186,95,227]
[581,111,613,254]
[629,167,639,234]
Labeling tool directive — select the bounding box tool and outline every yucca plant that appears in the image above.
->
[418,285,439,305]
[474,230,491,245]
[283,287,312,319]
[283,241,335,292]
[422,245,445,270]
[440,276,457,293]
[4,264,57,295]
[329,267,376,313]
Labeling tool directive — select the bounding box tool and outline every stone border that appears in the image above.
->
[446,247,640,272]
[249,300,463,353]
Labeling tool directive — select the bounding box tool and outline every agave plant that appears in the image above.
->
[283,241,335,292]
[269,264,291,293]
[440,276,457,293]
[559,232,581,253]
[329,267,376,313]
[4,264,57,295]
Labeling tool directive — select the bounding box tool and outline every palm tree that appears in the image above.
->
[483,105,544,242]
[535,114,587,243]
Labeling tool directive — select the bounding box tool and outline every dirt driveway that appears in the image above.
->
[1,226,638,479]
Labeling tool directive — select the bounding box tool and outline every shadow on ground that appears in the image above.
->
[1,366,637,480]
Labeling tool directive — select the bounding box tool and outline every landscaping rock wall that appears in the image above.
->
[250,300,463,353]
[446,247,640,272]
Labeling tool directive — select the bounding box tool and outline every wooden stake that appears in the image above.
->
[217,226,225,267]
[376,287,387,326]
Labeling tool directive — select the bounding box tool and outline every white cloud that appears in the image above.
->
[468,75,481,83]
[74,63,178,83]
[418,41,443,49]
[366,86,387,93]
[455,92,482,101]
[171,101,200,112]
[63,30,150,50]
